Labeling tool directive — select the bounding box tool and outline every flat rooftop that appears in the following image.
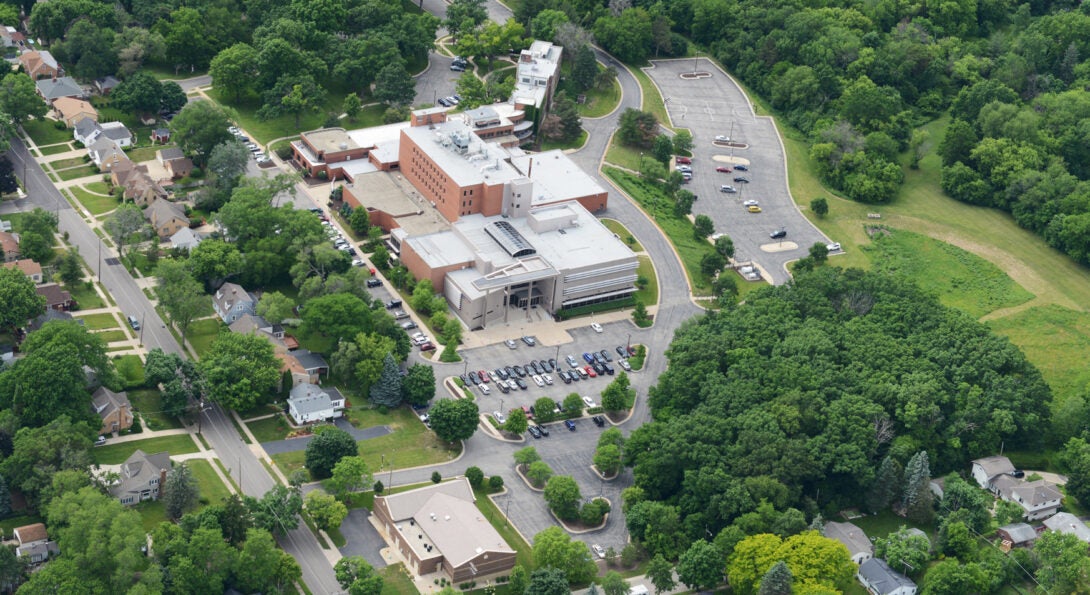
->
[302,128,360,154]
[510,151,606,204]
[346,172,419,216]
[402,121,523,188]
[347,121,410,151]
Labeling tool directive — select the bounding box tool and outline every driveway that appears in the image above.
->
[338,508,388,568]
[414,51,462,107]
[261,420,392,455]
[644,58,831,284]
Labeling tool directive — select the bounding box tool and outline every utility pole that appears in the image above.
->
[504,494,512,527]
[139,312,145,344]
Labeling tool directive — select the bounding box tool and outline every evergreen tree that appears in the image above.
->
[758,561,793,595]
[369,353,403,408]
[163,462,200,520]
[0,475,11,518]
[867,456,903,512]
[572,44,598,91]
[902,451,934,524]
[552,92,582,141]
[0,156,17,195]
[58,249,84,285]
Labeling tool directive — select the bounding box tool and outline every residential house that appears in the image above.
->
[970,455,1016,490]
[13,523,59,564]
[992,475,1063,520]
[170,228,203,252]
[0,231,21,262]
[124,171,169,207]
[111,159,149,190]
[144,199,189,239]
[213,282,257,324]
[92,386,133,435]
[857,558,917,595]
[150,128,171,144]
[292,349,328,382]
[35,283,73,310]
[35,76,83,102]
[231,313,284,343]
[53,97,98,128]
[19,50,60,79]
[109,450,171,506]
[95,121,134,148]
[824,522,873,565]
[1,26,26,48]
[286,383,345,424]
[372,478,517,582]
[27,309,79,332]
[996,523,1037,548]
[88,137,128,171]
[1043,512,1090,544]
[74,117,101,145]
[2,259,43,283]
[165,157,194,179]
[929,477,945,500]
[94,76,120,95]
[157,147,185,165]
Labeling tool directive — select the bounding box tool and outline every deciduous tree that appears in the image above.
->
[402,364,436,406]
[544,475,582,520]
[428,398,479,442]
[0,266,46,332]
[373,62,416,107]
[329,456,372,499]
[335,556,385,595]
[0,73,47,124]
[305,427,359,479]
[209,43,259,103]
[171,101,234,165]
[305,491,348,532]
[104,203,150,263]
[532,526,597,585]
[199,331,280,411]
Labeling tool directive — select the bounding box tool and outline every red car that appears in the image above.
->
[675,156,692,164]
[584,365,597,378]
[716,166,732,173]
[478,370,490,383]
[419,342,435,351]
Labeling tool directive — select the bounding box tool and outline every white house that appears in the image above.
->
[970,455,1016,490]
[287,384,345,424]
[992,475,1063,520]
[858,558,917,595]
[212,282,257,324]
[824,521,873,565]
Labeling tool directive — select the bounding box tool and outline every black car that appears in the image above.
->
[536,424,550,437]
[529,361,541,375]
[599,349,613,363]
[592,361,606,375]
[504,366,516,378]
[770,229,788,239]
[513,365,527,377]
[346,247,357,256]
[603,363,615,375]
[555,400,566,413]
[468,371,480,385]
[386,299,402,309]
[528,425,542,439]
[592,415,606,427]
[559,370,572,384]
[593,352,606,364]
[733,176,750,183]
[569,371,580,382]
[616,346,627,357]
[548,358,558,371]
[438,97,452,105]
[529,406,537,418]
[496,368,509,380]
[539,359,551,372]
[366,278,382,288]
[459,374,469,385]
[515,377,528,390]
[734,164,749,171]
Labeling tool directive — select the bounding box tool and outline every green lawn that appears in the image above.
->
[604,167,716,295]
[23,119,74,146]
[188,459,232,506]
[577,77,622,118]
[95,329,129,343]
[114,354,146,388]
[134,499,168,532]
[273,406,461,480]
[630,66,674,131]
[71,186,121,216]
[85,180,111,194]
[127,145,169,163]
[40,143,74,156]
[600,219,645,252]
[74,312,120,330]
[635,255,659,306]
[185,318,224,357]
[50,156,90,169]
[248,415,293,443]
[128,388,186,430]
[0,515,44,536]
[861,228,1034,319]
[57,164,101,181]
[93,434,200,464]
[290,324,336,356]
[540,130,588,151]
[67,281,105,309]
[206,87,352,145]
[604,138,644,171]
[852,510,935,541]
[473,487,534,570]
[380,563,418,595]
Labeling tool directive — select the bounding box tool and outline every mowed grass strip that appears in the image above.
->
[57,165,101,181]
[600,218,644,252]
[23,119,75,145]
[93,434,200,464]
[188,459,232,505]
[635,255,658,305]
[128,388,185,430]
[988,305,1090,412]
[70,187,121,216]
[247,415,293,443]
[74,312,121,330]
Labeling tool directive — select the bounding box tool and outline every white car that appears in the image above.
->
[676,165,692,173]
[532,374,545,387]
[479,383,490,395]
[351,259,364,267]
[488,370,500,382]
[591,322,603,333]
[619,359,632,371]
[592,544,606,559]
[582,395,596,408]
[715,135,731,142]
[743,199,759,207]
[542,374,553,385]
[492,411,507,425]
[827,242,842,252]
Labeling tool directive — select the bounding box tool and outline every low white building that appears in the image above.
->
[287,384,345,424]
[858,558,917,595]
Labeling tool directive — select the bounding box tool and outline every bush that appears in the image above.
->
[489,475,504,491]
[54,120,67,130]
[317,170,328,180]
[188,167,203,178]
[373,480,384,494]
[431,471,442,484]
[466,466,484,488]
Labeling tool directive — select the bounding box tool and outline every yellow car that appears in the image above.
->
[747,205,762,213]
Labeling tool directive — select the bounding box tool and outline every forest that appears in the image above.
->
[625,267,1050,543]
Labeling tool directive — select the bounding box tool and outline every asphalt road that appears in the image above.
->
[414,51,461,107]
[4,135,344,595]
[645,59,831,283]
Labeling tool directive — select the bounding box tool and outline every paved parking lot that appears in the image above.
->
[645,59,831,284]
[413,51,462,107]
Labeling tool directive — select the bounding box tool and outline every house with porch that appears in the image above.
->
[144,199,189,239]
[857,558,917,595]
[35,76,82,102]
[992,475,1063,520]
[19,50,60,79]
[996,523,1037,548]
[109,450,171,506]
[54,97,98,128]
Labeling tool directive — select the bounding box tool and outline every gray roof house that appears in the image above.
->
[109,450,171,506]
[212,282,257,324]
[13,523,59,564]
[824,521,873,565]
[857,558,917,595]
[76,119,133,148]
[170,227,203,252]
[971,455,1016,490]
[94,75,120,94]
[992,475,1063,520]
[287,384,345,424]
[91,386,134,435]
[1044,512,1090,543]
[997,522,1038,547]
[87,136,127,170]
[73,116,100,145]
[35,76,83,102]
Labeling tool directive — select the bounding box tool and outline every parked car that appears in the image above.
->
[477,370,490,383]
[496,368,510,380]
[505,339,518,349]
[386,299,402,309]
[393,310,410,320]
[733,164,749,171]
[536,424,550,437]
[675,156,691,164]
[592,415,606,427]
[543,374,553,385]
[565,420,577,431]
[566,355,579,368]
[720,185,737,193]
[528,425,542,439]
[748,205,762,213]
[619,359,632,371]
[583,352,596,364]
[715,135,731,142]
[734,176,750,183]
[497,380,510,393]
[555,400,566,413]
[438,97,452,106]
[599,349,613,362]
[582,395,596,407]
[559,370,572,384]
[584,366,597,378]
[522,335,537,346]
[513,365,527,377]
[591,322,603,333]
[603,363,615,375]
[827,242,842,252]
[743,199,759,207]
[94,435,107,446]
[548,358,558,370]
[616,346,628,357]
[450,64,465,72]
[492,411,507,425]
[592,544,606,558]
[716,166,732,173]
[366,278,383,288]
[419,342,435,351]
[539,359,552,372]
[529,361,541,375]
[514,377,528,390]
[479,383,490,395]
[532,374,545,387]
[770,228,788,239]
[400,321,417,330]
[127,315,140,330]
[676,165,692,173]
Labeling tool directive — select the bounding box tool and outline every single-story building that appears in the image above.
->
[54,97,98,128]
[36,283,73,310]
[94,76,120,95]
[1043,512,1090,543]
[286,383,345,424]
[151,128,171,143]
[372,478,517,582]
[0,230,20,262]
[13,523,59,564]
[857,558,917,595]
[35,76,83,102]
[997,523,1037,548]
[1,259,43,284]
[1,25,26,48]
[165,157,194,179]
[824,521,873,565]
[170,228,203,252]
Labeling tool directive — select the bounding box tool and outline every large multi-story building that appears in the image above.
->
[510,41,563,114]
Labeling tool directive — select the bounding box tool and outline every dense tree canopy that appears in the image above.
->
[627,268,1049,544]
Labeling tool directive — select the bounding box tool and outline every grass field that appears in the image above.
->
[600,219,645,252]
[39,143,74,156]
[188,459,232,506]
[50,156,90,169]
[57,164,100,181]
[94,434,200,464]
[67,281,105,309]
[75,312,120,330]
[540,130,588,152]
[95,329,129,343]
[85,180,111,193]
[248,414,293,443]
[134,499,168,531]
[380,564,418,595]
[128,388,186,430]
[635,256,659,306]
[185,318,224,357]
[114,354,146,388]
[852,509,935,541]
[631,67,673,132]
[23,119,74,146]
[861,228,1035,319]
[604,139,643,171]
[70,186,120,216]
[578,76,623,118]
[604,167,716,295]
[206,88,389,145]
